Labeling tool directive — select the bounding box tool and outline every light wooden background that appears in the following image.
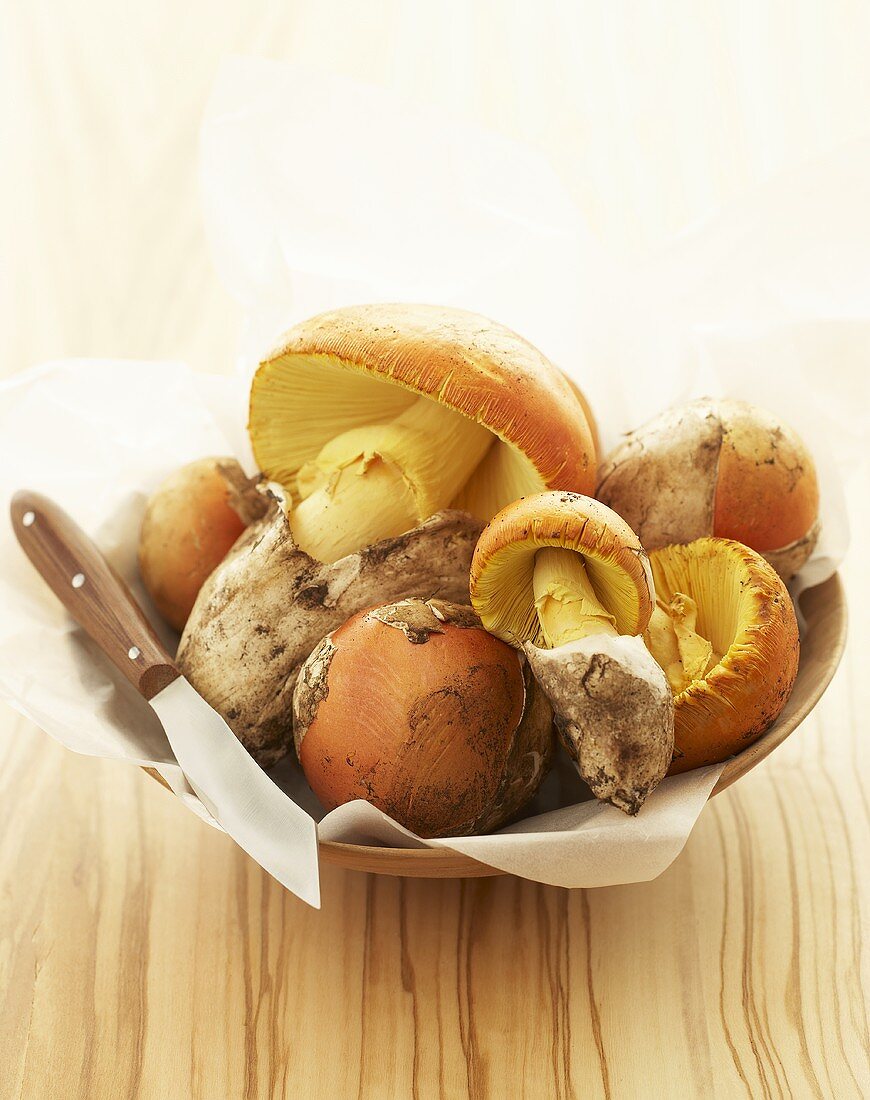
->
[1,3,868,1097]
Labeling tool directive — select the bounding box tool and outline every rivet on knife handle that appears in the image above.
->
[10,490,179,700]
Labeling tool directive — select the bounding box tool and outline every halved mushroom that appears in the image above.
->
[644,538,800,773]
[469,492,674,814]
[249,304,597,562]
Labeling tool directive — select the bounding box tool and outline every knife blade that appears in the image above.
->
[10,490,320,907]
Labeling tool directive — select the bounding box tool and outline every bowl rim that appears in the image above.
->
[317,571,848,878]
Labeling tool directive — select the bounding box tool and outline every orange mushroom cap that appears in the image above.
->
[470,491,655,646]
[249,304,597,521]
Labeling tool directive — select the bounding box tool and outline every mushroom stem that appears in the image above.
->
[290,455,417,564]
[645,593,720,694]
[532,547,617,647]
[528,549,672,815]
[290,395,493,563]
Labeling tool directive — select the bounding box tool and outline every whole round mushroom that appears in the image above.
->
[293,598,554,838]
[469,492,674,815]
[248,303,598,563]
[644,538,800,773]
[138,456,266,632]
[596,398,820,580]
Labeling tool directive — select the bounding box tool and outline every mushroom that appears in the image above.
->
[596,398,820,580]
[469,492,674,814]
[644,538,800,773]
[248,303,597,563]
[177,503,484,767]
[293,598,553,837]
[138,457,267,631]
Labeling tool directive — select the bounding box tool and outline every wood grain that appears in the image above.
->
[1,4,869,1098]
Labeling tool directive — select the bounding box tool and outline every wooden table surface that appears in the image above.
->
[1,5,868,1097]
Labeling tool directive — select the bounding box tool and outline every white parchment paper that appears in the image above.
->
[0,59,861,906]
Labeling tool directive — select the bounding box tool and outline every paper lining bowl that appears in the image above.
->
[145,574,846,879]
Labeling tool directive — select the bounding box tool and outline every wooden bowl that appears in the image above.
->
[144,574,846,879]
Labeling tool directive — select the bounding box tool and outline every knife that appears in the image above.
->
[10,490,320,907]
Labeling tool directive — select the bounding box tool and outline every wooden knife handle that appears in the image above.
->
[10,491,179,700]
